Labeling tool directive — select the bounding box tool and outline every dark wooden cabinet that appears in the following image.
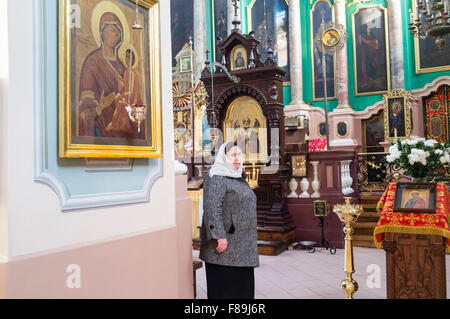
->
[200,29,295,255]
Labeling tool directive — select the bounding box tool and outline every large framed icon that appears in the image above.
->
[352,5,391,96]
[58,0,163,158]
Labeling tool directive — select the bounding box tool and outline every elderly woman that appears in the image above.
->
[199,141,259,299]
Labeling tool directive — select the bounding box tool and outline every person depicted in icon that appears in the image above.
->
[199,141,259,299]
[359,24,380,83]
[234,117,260,156]
[389,101,405,137]
[108,49,144,136]
[234,51,245,68]
[404,192,426,209]
[78,12,139,139]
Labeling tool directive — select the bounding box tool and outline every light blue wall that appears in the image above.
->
[41,1,159,199]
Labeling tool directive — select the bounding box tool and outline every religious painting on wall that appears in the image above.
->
[213,0,228,63]
[247,0,290,80]
[383,90,411,143]
[223,96,269,164]
[361,111,385,190]
[58,0,162,158]
[311,0,336,100]
[363,111,384,153]
[412,0,450,73]
[352,5,390,96]
[170,0,194,68]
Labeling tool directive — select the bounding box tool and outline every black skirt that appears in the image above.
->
[205,262,255,299]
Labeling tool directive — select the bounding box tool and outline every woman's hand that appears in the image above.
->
[216,238,228,254]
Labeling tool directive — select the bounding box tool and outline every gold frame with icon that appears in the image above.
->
[223,96,268,164]
[291,154,308,177]
[383,89,412,143]
[58,0,162,158]
[230,45,248,71]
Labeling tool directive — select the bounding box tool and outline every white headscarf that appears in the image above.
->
[209,141,244,179]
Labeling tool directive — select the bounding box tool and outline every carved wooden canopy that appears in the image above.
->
[201,28,287,165]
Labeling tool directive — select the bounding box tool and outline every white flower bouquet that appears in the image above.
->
[386,137,450,180]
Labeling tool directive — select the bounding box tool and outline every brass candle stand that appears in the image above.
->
[244,163,260,190]
[333,197,363,299]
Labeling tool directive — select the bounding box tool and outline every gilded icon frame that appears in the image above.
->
[230,45,248,71]
[318,122,327,138]
[352,4,391,96]
[223,96,269,164]
[336,121,349,138]
[58,0,162,158]
[383,89,412,143]
[292,154,308,178]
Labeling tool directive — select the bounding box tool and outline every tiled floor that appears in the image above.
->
[193,247,450,299]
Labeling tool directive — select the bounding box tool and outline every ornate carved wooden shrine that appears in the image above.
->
[200,26,296,255]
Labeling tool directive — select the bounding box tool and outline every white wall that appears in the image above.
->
[0,0,9,261]
[4,0,176,258]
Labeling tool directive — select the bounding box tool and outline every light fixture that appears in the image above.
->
[409,0,450,50]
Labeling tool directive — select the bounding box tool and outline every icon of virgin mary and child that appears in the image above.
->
[78,11,144,139]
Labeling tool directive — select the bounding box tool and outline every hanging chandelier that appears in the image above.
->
[409,0,450,50]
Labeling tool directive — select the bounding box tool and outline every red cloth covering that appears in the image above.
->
[374,182,450,253]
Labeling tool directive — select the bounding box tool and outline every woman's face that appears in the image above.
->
[226,146,242,170]
[103,24,121,48]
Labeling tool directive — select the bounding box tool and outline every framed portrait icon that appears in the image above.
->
[394,183,437,214]
[230,45,248,71]
[383,89,412,143]
[179,56,192,73]
[352,5,391,96]
[58,0,163,158]
[291,154,308,178]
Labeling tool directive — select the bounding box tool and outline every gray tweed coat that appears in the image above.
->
[199,174,259,268]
